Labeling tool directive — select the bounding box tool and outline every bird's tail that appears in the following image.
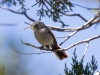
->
[54,50,68,60]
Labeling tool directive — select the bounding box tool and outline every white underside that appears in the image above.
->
[34,28,53,46]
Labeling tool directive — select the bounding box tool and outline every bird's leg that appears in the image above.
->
[45,45,50,49]
[45,45,52,52]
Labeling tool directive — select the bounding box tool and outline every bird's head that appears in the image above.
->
[30,21,46,31]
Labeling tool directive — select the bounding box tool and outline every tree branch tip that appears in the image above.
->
[24,22,31,25]
[20,39,23,43]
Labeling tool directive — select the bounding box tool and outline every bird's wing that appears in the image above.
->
[46,27,60,49]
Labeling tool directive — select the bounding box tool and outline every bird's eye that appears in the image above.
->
[35,24,38,27]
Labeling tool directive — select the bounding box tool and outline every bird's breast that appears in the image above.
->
[34,29,53,46]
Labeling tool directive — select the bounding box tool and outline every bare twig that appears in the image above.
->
[60,12,88,22]
[0,23,17,26]
[72,3,100,10]
[47,15,100,32]
[16,7,22,12]
[64,35,100,51]
[24,22,31,25]
[31,1,40,7]
[76,14,100,30]
[47,25,76,32]
[59,31,77,46]
[21,39,41,49]
[13,47,51,55]
[81,43,89,60]
[21,39,52,51]
[59,14,100,45]
[23,22,76,32]
[0,6,36,22]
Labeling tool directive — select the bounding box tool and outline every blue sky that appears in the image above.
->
[0,0,100,75]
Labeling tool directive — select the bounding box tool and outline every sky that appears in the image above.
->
[0,0,100,75]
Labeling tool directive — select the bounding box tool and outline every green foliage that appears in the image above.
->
[35,0,73,26]
[0,0,17,6]
[0,65,5,75]
[64,49,98,75]
[0,0,27,11]
[0,0,73,27]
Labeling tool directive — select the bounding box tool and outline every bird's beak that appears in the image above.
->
[30,25,35,30]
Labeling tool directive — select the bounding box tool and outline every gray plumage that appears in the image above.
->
[30,21,68,60]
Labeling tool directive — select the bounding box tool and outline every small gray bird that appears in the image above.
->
[30,21,68,60]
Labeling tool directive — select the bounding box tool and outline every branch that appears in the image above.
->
[72,3,100,10]
[13,47,51,55]
[0,23,17,26]
[20,39,52,51]
[24,22,76,32]
[0,6,36,22]
[47,25,76,32]
[64,35,100,51]
[59,31,77,46]
[81,43,89,60]
[76,14,100,31]
[31,1,40,7]
[60,12,88,22]
[47,14,100,32]
[59,14,100,45]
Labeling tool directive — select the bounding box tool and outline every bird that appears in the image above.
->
[30,21,68,60]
